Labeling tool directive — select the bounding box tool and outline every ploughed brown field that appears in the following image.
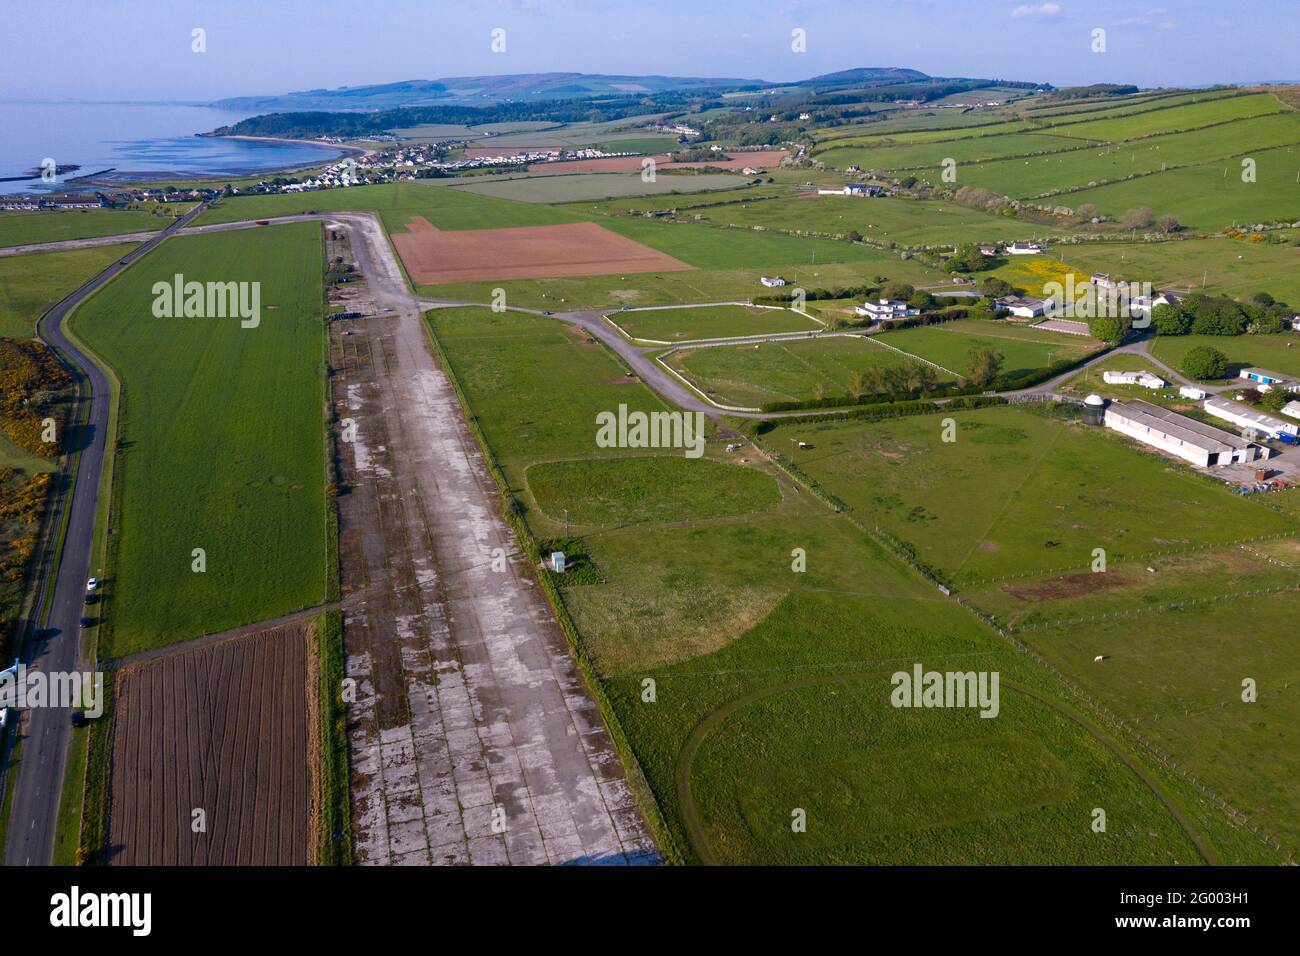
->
[391,217,692,284]
[106,621,316,865]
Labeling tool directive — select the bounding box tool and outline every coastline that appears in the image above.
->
[214,133,370,158]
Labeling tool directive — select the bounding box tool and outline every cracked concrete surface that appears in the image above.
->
[328,214,657,866]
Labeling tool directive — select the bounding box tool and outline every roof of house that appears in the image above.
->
[1205,397,1292,430]
[1240,367,1293,382]
[1107,399,1246,454]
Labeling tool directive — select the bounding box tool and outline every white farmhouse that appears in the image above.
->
[1006,241,1042,255]
[760,275,787,288]
[855,299,915,321]
[998,295,1047,319]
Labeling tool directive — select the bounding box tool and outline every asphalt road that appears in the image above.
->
[2,204,204,866]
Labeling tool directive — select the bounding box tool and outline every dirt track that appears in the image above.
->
[391,218,691,284]
[106,621,313,865]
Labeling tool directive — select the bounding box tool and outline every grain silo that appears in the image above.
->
[1082,394,1106,426]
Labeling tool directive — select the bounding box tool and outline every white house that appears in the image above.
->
[1179,385,1208,401]
[1006,241,1042,255]
[760,276,787,288]
[1103,370,1166,390]
[817,184,880,197]
[1105,400,1264,468]
[1204,397,1300,439]
[998,295,1047,319]
[1283,400,1300,421]
[979,244,1000,257]
[855,299,915,321]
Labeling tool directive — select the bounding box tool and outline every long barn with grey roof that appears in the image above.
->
[1102,399,1266,468]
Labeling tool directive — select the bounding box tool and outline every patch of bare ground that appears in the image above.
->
[1003,571,1133,603]
[106,621,314,865]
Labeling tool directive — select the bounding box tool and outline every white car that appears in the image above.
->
[86,578,99,592]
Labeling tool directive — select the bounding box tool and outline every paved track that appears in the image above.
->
[2,205,204,866]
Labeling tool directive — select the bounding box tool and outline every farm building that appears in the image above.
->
[855,298,915,320]
[1103,370,1166,389]
[1180,385,1209,400]
[979,244,1000,256]
[1238,367,1300,393]
[817,184,881,197]
[1006,241,1042,255]
[1104,399,1265,468]
[1284,400,1300,421]
[760,276,787,287]
[998,295,1047,319]
[1204,397,1300,439]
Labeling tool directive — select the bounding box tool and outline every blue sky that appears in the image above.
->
[7,0,1298,101]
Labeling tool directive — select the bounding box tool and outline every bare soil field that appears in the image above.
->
[391,217,691,284]
[537,149,789,174]
[106,621,314,865]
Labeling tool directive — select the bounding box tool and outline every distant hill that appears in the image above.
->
[804,67,931,87]
[213,73,767,111]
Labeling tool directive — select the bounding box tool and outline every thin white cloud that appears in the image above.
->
[1011,2,1064,18]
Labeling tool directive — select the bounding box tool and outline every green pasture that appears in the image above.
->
[759,404,1295,587]
[71,223,329,655]
[612,304,820,342]
[877,319,1101,377]
[0,209,165,247]
[0,244,137,338]
[665,334,932,407]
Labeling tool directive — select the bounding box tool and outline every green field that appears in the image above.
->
[526,457,781,526]
[956,541,1300,854]
[428,305,1266,864]
[197,181,586,231]
[942,113,1300,199]
[0,244,136,337]
[654,193,1068,248]
[877,319,1101,377]
[1150,332,1300,382]
[665,334,934,408]
[1062,144,1300,229]
[72,223,329,655]
[612,304,820,342]
[760,404,1295,587]
[1050,238,1300,304]
[815,131,1086,174]
[1043,92,1284,141]
[450,172,748,203]
[0,209,165,247]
